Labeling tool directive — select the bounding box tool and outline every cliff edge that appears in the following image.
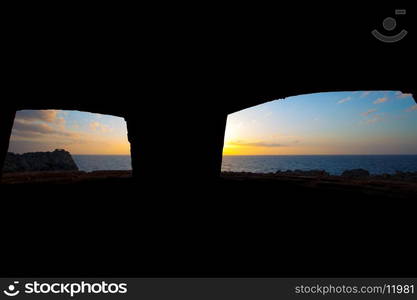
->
[3,149,78,173]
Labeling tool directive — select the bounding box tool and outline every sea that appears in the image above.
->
[73,155,417,175]
[73,155,133,172]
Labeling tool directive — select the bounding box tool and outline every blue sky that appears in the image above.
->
[224,91,417,155]
[8,110,130,154]
[7,91,417,155]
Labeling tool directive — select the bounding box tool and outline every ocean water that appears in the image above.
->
[73,155,132,172]
[72,154,417,175]
[221,155,417,175]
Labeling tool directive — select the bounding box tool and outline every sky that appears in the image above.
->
[223,91,417,155]
[7,91,417,155]
[8,110,130,155]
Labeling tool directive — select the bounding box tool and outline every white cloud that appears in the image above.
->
[337,96,352,104]
[89,121,112,133]
[9,110,129,155]
[16,110,59,123]
[361,109,377,116]
[364,114,385,124]
[405,104,417,112]
[12,119,75,137]
[227,140,285,147]
[360,91,372,98]
[373,97,388,104]
[395,91,413,99]
[359,110,387,125]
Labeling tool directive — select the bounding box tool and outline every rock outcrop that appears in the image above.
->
[341,168,370,178]
[3,149,78,173]
[375,171,417,182]
[275,169,330,177]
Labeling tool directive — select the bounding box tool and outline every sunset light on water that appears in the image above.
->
[223,91,417,156]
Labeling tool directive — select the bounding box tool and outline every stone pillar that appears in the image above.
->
[125,116,145,179]
[125,111,228,182]
[190,112,228,179]
[0,109,16,181]
[125,114,160,180]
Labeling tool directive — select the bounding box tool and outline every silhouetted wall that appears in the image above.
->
[1,4,416,183]
[1,90,415,183]
[0,109,16,180]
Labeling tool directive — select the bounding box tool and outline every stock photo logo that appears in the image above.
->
[2,280,128,297]
[372,9,408,43]
[3,281,20,297]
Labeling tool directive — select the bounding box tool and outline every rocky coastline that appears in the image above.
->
[261,168,417,182]
[3,149,78,173]
[1,152,416,198]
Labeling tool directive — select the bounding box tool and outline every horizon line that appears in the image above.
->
[9,152,417,156]
[222,153,417,156]
[74,153,417,156]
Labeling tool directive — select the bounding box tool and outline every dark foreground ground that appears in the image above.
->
[1,170,133,184]
[2,170,416,199]
[1,170,416,277]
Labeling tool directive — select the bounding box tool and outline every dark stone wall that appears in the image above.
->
[1,4,416,183]
[125,102,228,180]
[1,3,416,278]
[0,110,16,181]
[1,89,415,182]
